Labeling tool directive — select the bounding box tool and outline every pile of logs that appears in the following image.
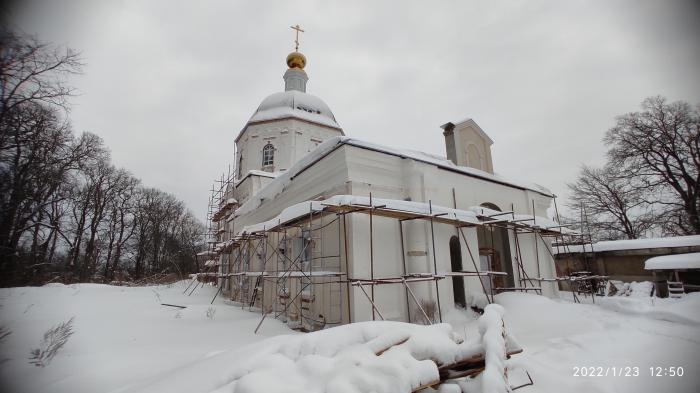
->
[404,348,523,392]
[436,348,523,382]
[371,305,522,392]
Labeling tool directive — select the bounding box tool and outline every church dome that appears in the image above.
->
[286,51,306,69]
[247,90,341,129]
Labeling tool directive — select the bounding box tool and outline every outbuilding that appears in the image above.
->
[644,252,700,297]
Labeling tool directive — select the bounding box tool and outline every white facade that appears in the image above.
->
[235,117,342,186]
[212,50,560,331]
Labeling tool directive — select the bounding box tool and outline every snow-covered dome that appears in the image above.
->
[248,90,341,129]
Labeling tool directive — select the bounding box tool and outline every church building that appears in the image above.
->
[210,35,566,331]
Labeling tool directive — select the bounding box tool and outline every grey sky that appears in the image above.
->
[12,0,700,222]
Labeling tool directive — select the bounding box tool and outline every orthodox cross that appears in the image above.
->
[290,24,305,51]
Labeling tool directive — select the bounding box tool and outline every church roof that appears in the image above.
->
[246,90,341,130]
[234,136,554,219]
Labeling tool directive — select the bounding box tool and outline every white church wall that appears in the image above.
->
[344,201,484,323]
[509,232,559,297]
[234,176,253,205]
[340,144,558,301]
[234,173,277,206]
[232,212,348,330]
[460,226,485,302]
[348,214,407,322]
[534,232,559,296]
[341,144,551,217]
[346,217,485,324]
[344,146,408,198]
[289,119,343,164]
[431,222,463,320]
[235,119,342,178]
[404,220,434,315]
[233,147,350,232]
[507,229,522,288]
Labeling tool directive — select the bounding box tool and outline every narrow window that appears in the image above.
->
[262,143,275,167]
[449,236,466,307]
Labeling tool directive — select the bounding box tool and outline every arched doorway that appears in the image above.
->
[449,236,466,307]
[477,203,515,291]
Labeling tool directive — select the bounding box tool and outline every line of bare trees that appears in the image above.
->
[0,31,204,286]
[568,96,700,241]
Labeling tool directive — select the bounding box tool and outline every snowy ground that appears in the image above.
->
[0,282,698,393]
[493,292,699,393]
[0,282,294,393]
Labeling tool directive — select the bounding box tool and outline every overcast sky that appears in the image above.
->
[11,0,700,221]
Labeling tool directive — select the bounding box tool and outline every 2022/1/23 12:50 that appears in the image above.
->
[650,367,684,377]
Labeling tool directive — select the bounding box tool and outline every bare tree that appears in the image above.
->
[0,31,205,286]
[604,96,700,235]
[0,32,88,285]
[568,164,654,240]
[131,188,204,280]
[0,31,81,123]
[102,174,140,282]
[0,104,102,283]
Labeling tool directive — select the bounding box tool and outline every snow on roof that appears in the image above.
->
[234,136,553,219]
[343,138,552,196]
[240,195,481,234]
[554,235,700,254]
[645,253,700,270]
[246,90,341,130]
[235,169,279,186]
[468,205,573,233]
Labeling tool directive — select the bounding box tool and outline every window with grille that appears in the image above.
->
[262,144,274,167]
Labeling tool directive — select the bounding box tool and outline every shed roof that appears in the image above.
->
[644,252,700,270]
[554,235,700,255]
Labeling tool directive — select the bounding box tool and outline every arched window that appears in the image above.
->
[262,144,274,167]
[480,202,501,212]
[467,143,483,170]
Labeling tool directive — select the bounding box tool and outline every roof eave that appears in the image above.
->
[235,116,344,143]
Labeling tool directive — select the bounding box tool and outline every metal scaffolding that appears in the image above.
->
[195,183,586,331]
[205,193,575,331]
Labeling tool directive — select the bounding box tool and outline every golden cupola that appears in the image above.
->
[283,50,308,92]
[286,51,307,70]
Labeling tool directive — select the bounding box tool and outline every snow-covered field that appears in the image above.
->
[0,281,698,393]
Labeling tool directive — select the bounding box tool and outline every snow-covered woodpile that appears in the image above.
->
[209,304,519,393]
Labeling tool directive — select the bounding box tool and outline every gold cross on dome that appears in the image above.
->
[290,24,305,51]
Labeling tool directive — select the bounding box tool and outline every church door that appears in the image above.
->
[449,236,466,307]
